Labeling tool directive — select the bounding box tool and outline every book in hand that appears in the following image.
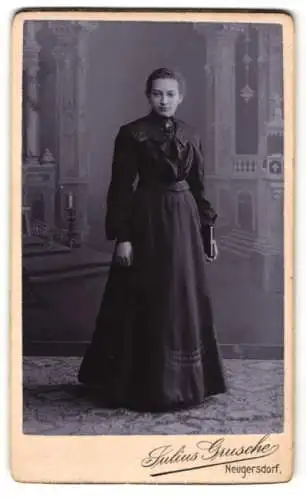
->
[202,225,215,259]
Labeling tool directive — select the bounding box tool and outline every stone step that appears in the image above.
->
[219,230,280,255]
[29,266,107,283]
[23,244,71,258]
[219,235,254,248]
[219,240,252,258]
[228,231,256,243]
[23,235,45,247]
[220,238,273,257]
[24,248,112,278]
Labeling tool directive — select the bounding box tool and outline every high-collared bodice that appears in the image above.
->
[121,112,203,184]
[105,112,216,242]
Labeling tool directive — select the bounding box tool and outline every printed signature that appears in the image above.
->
[141,434,279,477]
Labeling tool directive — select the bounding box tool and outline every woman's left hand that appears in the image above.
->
[205,239,218,263]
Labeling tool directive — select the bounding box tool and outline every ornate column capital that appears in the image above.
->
[48,21,78,43]
[72,21,99,35]
[215,23,246,41]
[193,22,246,39]
[48,20,98,45]
[48,21,77,66]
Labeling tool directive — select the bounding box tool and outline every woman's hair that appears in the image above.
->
[145,68,186,96]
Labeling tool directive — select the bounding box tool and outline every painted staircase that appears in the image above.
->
[219,229,281,259]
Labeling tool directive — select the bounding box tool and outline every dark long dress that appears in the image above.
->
[78,111,226,411]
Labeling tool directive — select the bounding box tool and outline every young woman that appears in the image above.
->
[78,68,226,411]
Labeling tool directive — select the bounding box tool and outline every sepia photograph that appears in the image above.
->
[10,9,294,484]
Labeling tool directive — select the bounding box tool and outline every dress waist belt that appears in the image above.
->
[137,179,190,192]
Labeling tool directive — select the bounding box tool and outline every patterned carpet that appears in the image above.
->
[23,357,283,435]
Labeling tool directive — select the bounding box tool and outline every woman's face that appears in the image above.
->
[148,78,183,118]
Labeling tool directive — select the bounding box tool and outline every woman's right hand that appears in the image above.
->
[115,241,133,266]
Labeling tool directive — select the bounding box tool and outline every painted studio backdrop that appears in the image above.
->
[22,21,284,361]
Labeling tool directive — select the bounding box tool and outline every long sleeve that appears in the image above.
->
[186,136,217,255]
[105,126,138,242]
[187,136,217,226]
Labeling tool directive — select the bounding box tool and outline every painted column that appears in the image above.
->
[193,23,239,171]
[193,23,240,225]
[268,25,283,125]
[75,22,98,242]
[257,26,270,157]
[50,22,78,180]
[213,25,240,174]
[266,24,284,254]
[256,25,271,243]
[255,25,284,291]
[50,21,77,232]
[193,23,217,175]
[50,21,98,242]
[23,21,41,164]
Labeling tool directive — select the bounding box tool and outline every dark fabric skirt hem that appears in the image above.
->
[77,380,227,413]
